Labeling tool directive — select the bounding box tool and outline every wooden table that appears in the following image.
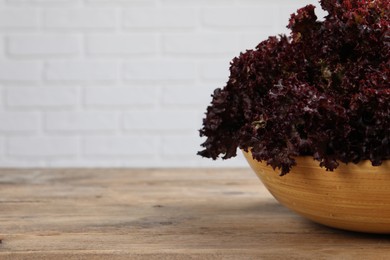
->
[0,168,389,259]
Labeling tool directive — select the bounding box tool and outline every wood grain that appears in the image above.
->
[0,168,390,259]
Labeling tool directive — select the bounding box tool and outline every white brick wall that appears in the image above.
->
[123,61,197,81]
[86,34,158,55]
[0,0,327,168]
[46,61,119,81]
[7,34,81,56]
[6,86,79,107]
[0,8,39,29]
[43,8,117,29]
[0,61,41,81]
[123,8,197,29]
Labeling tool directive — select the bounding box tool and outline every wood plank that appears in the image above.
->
[0,168,390,259]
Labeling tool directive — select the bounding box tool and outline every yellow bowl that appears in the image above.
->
[243,150,390,233]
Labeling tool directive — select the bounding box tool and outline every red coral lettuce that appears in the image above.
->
[198,0,390,175]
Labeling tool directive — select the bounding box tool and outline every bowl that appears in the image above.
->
[243,150,390,233]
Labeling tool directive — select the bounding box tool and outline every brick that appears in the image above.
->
[7,136,79,157]
[43,8,116,29]
[83,136,158,156]
[0,137,4,157]
[7,34,81,56]
[162,134,247,167]
[46,61,118,81]
[45,111,118,132]
[84,86,158,106]
[0,38,4,57]
[237,0,312,6]
[86,34,157,55]
[123,110,199,131]
[0,112,40,132]
[0,8,39,29]
[162,134,200,156]
[123,61,196,81]
[202,7,276,28]
[199,60,231,80]
[6,86,78,107]
[161,0,235,6]
[10,0,80,3]
[0,159,47,167]
[0,61,41,81]
[123,8,196,29]
[161,84,216,106]
[240,33,273,50]
[163,33,240,55]
[87,0,155,4]
[47,159,124,168]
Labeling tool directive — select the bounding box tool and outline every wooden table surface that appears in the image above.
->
[1,168,390,259]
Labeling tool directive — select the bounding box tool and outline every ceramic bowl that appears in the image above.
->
[243,150,390,233]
